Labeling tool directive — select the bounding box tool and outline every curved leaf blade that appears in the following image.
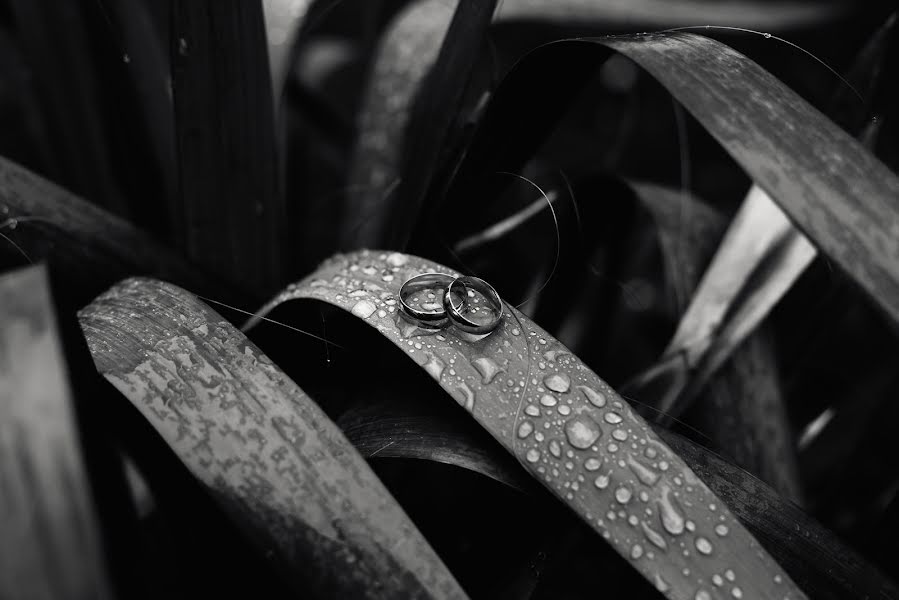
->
[249,249,805,599]
[78,278,467,600]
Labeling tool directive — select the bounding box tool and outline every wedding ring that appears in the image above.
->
[399,273,456,329]
[443,276,503,335]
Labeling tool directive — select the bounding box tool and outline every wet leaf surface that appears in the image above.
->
[79,277,467,600]
[249,249,806,599]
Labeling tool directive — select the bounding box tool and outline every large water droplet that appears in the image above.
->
[549,439,562,458]
[641,520,667,549]
[584,457,602,471]
[544,373,571,393]
[695,590,711,600]
[386,252,408,267]
[525,405,541,417]
[517,421,534,439]
[564,415,602,449]
[627,454,660,486]
[423,353,445,380]
[594,473,610,490]
[472,357,503,384]
[715,524,729,537]
[526,449,540,463]
[731,587,743,598]
[630,544,643,560]
[615,485,632,504]
[695,536,713,555]
[578,385,607,408]
[658,486,685,535]
[454,383,475,411]
[351,300,377,318]
[604,412,623,424]
[540,394,557,407]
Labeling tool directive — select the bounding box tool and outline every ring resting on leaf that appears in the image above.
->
[398,273,503,334]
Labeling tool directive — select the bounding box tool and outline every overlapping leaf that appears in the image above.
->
[78,278,467,599]
[248,249,804,599]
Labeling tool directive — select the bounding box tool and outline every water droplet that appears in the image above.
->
[517,421,534,439]
[540,394,558,407]
[763,32,772,38]
[686,520,696,532]
[627,454,660,486]
[612,428,628,441]
[630,544,643,559]
[525,405,541,417]
[615,486,632,504]
[351,300,377,318]
[645,447,658,459]
[578,385,606,407]
[472,357,503,384]
[641,520,667,549]
[658,486,685,535]
[695,536,713,555]
[454,383,475,411]
[594,474,611,490]
[122,53,131,63]
[511,327,521,336]
[695,590,711,600]
[564,415,602,449]
[549,439,562,458]
[653,574,670,593]
[725,569,735,581]
[713,574,724,586]
[526,449,541,463]
[715,524,729,537]
[584,457,602,471]
[386,252,408,267]
[423,353,445,380]
[558,404,571,415]
[604,412,623,424]
[544,373,571,393]
[731,587,743,598]
[774,575,782,584]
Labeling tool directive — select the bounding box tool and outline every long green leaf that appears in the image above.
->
[249,249,805,599]
[79,277,467,599]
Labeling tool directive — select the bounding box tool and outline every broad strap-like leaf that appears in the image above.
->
[171,0,285,290]
[79,278,467,600]
[495,0,846,29]
[248,249,806,599]
[340,396,897,599]
[445,32,899,328]
[1,265,113,599]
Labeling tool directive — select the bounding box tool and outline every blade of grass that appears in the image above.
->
[263,0,313,106]
[342,0,457,249]
[0,155,236,307]
[0,265,113,599]
[7,0,126,214]
[337,391,898,599]
[171,0,285,290]
[446,32,899,329]
[343,0,497,250]
[78,277,467,599]
[248,249,806,599]
[495,0,847,30]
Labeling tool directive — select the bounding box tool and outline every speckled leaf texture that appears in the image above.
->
[249,249,805,600]
[78,278,466,600]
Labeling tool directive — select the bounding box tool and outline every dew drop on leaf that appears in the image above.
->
[564,415,601,449]
[615,485,633,504]
[695,536,714,555]
[543,373,571,393]
[658,485,686,535]
[604,411,623,424]
[517,421,534,439]
[578,385,607,408]
[351,299,377,318]
[525,449,540,463]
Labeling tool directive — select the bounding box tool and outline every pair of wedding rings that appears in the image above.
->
[398,273,503,335]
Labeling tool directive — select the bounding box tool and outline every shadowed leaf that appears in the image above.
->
[1,265,113,599]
